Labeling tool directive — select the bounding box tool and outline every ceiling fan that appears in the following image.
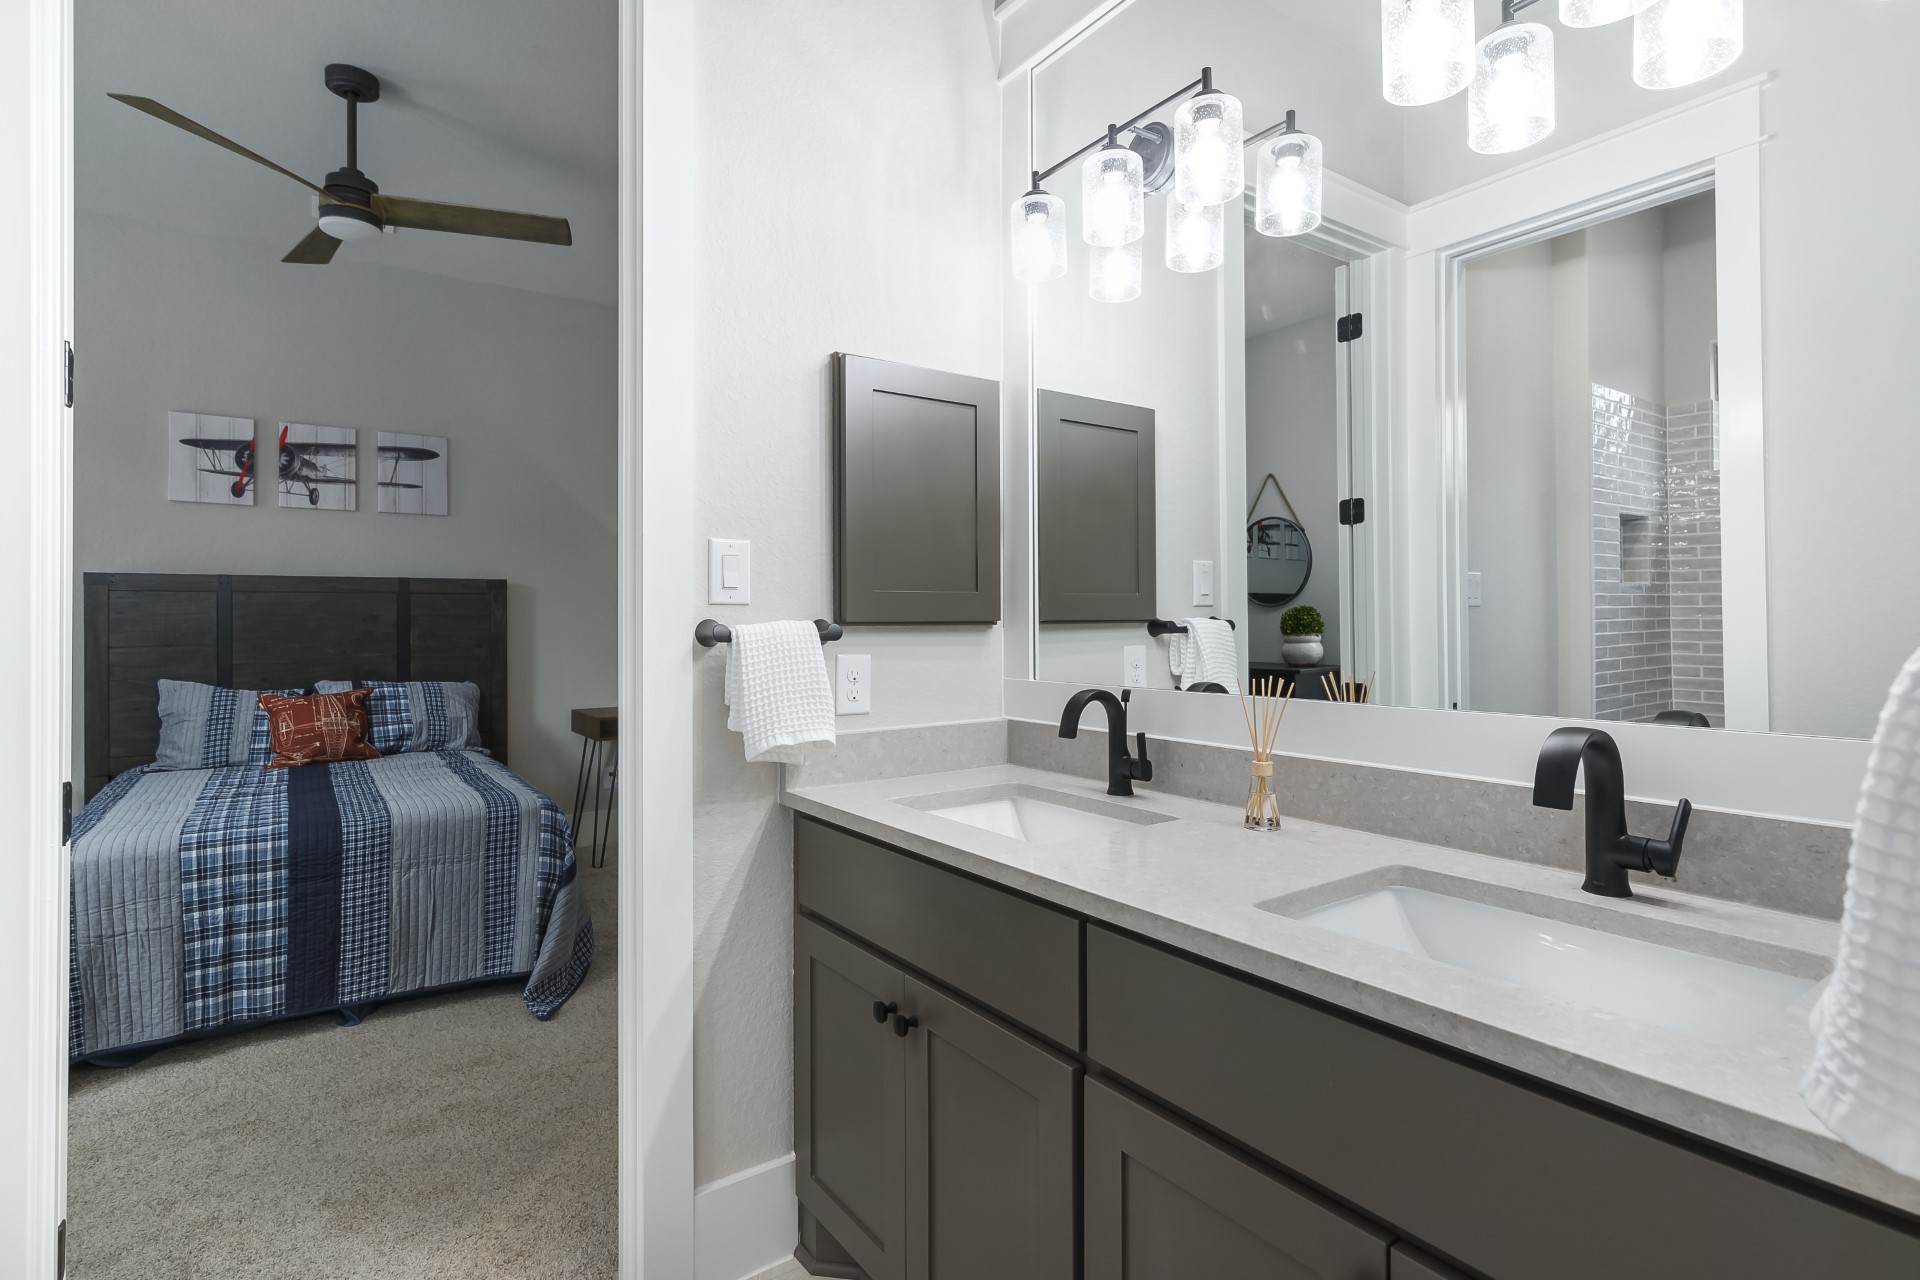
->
[110,63,572,265]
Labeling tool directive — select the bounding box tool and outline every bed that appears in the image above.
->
[69,573,594,1064]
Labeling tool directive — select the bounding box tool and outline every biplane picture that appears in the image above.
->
[276,422,359,510]
[376,432,449,516]
[166,411,257,506]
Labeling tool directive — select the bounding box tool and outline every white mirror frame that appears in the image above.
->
[996,1,1871,828]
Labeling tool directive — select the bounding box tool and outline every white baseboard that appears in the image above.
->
[695,1151,798,1280]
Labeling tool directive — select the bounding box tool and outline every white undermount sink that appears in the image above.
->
[902,784,1174,844]
[1281,880,1822,1045]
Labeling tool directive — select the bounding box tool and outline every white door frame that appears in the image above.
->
[3,1,697,1275]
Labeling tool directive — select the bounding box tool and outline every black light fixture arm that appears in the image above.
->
[1500,0,1546,23]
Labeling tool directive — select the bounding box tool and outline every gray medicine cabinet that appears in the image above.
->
[1036,389,1157,622]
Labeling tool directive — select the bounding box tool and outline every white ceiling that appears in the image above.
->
[76,0,619,305]
[1243,223,1340,337]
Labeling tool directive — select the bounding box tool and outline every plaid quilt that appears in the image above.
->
[68,749,594,1061]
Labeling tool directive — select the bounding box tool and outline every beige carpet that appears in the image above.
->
[67,860,619,1280]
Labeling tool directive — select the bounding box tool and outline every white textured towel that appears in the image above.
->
[1802,644,1920,1179]
[1166,617,1240,693]
[723,620,837,763]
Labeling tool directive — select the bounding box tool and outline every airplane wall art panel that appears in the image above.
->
[167,411,257,506]
[277,422,359,510]
[376,432,448,516]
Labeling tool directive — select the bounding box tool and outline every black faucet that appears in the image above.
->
[1058,688,1154,797]
[1532,726,1691,898]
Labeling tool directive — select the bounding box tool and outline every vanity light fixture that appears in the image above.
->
[1166,199,1225,273]
[1009,172,1068,283]
[1381,0,1476,107]
[1470,0,1557,155]
[1253,112,1324,238]
[1560,0,1655,26]
[1089,241,1143,304]
[1633,0,1744,90]
[1082,126,1145,248]
[1172,69,1244,208]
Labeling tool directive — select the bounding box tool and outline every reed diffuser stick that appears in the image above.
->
[1239,676,1292,831]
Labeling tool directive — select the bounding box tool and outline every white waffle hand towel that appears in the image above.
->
[1802,644,1920,1179]
[723,620,837,764]
[1167,618,1240,693]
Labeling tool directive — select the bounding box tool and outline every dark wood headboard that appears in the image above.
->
[83,573,508,798]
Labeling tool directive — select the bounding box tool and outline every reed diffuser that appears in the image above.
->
[1238,676,1293,831]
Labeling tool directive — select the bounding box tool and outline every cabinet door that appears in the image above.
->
[1085,1077,1389,1280]
[796,917,908,1280]
[903,978,1077,1280]
[1391,1244,1473,1280]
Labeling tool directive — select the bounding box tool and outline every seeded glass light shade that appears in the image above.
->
[1166,200,1224,273]
[1009,189,1068,282]
[1081,144,1144,247]
[1173,91,1244,207]
[1470,23,1556,155]
[1560,0,1655,27]
[1381,0,1475,107]
[1090,241,1143,304]
[1633,0,1743,89]
[1255,132,1324,238]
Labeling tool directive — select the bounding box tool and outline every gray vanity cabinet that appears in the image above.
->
[1085,1077,1390,1279]
[795,917,909,1280]
[1389,1245,1471,1280]
[902,977,1077,1280]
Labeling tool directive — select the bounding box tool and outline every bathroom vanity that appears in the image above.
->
[785,767,1920,1280]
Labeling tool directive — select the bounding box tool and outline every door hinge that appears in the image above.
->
[63,342,74,409]
[1338,497,1367,526]
[1336,313,1363,343]
[62,782,73,845]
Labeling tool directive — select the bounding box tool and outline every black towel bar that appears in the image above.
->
[695,618,844,648]
[1146,617,1237,638]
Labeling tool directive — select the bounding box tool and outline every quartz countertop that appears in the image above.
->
[782,763,1920,1219]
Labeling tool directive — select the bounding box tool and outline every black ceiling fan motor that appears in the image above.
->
[323,64,382,203]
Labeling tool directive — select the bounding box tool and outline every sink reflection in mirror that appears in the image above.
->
[1023,0,1920,742]
[1264,869,1825,1045]
[901,783,1175,845]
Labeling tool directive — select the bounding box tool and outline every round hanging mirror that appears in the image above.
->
[1248,515,1312,607]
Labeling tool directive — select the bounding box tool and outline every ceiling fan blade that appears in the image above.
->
[282,227,341,265]
[372,194,572,246]
[108,93,326,196]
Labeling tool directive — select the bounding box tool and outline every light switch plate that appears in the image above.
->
[1467,572,1483,608]
[835,653,872,715]
[709,538,750,605]
[1193,560,1214,607]
[1123,645,1147,688]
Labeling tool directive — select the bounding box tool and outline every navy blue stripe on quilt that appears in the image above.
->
[417,681,451,751]
[283,763,344,1015]
[203,686,239,767]
[440,750,520,977]
[180,765,290,1030]
[69,767,151,1058]
[330,759,391,1005]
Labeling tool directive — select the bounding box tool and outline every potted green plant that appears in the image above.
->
[1280,605,1324,666]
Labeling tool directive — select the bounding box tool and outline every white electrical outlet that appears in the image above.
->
[1123,645,1147,688]
[708,538,750,605]
[1193,560,1215,607]
[1467,572,1484,608]
[835,653,872,715]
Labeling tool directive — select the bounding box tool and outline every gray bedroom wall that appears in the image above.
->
[71,209,617,806]
[690,0,1002,1187]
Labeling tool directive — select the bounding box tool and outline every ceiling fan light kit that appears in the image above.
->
[109,63,573,266]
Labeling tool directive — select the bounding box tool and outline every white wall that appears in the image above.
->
[1463,242,1558,715]
[690,0,1001,1186]
[1245,317,1340,665]
[71,211,617,804]
[1663,193,1718,407]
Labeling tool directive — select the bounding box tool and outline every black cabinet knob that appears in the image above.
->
[892,1013,920,1038]
[872,1000,898,1024]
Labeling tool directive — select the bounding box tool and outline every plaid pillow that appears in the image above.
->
[312,679,482,753]
[155,680,308,769]
[258,689,382,770]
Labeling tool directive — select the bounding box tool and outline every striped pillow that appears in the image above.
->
[312,680,482,753]
[153,679,308,770]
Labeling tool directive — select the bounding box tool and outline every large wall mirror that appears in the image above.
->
[1024,0,1919,740]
